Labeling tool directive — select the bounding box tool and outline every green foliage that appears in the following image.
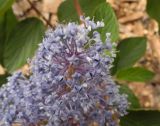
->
[94,3,119,41]
[3,18,45,73]
[112,37,147,74]
[4,9,18,37]
[0,0,14,16]
[120,110,160,126]
[116,67,155,82]
[0,17,5,65]
[58,0,119,41]
[0,9,18,65]
[146,0,160,30]
[58,0,105,22]
[119,85,140,109]
[0,74,10,86]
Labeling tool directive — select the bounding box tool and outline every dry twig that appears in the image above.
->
[26,0,53,27]
[73,0,83,17]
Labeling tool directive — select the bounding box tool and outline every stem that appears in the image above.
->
[73,0,83,18]
[26,0,53,28]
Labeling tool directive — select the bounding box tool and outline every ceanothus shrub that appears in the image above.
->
[0,17,128,126]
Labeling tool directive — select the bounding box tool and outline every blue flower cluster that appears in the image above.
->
[0,17,128,126]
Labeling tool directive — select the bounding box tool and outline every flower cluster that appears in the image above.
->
[0,17,128,126]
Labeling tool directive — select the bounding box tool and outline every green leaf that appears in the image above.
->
[94,3,119,41]
[58,0,105,22]
[58,1,119,41]
[113,37,147,74]
[119,85,140,109]
[0,74,9,86]
[116,67,155,82]
[0,9,17,65]
[120,110,160,126]
[0,16,5,64]
[0,0,14,16]
[4,18,45,73]
[5,9,18,38]
[146,0,160,24]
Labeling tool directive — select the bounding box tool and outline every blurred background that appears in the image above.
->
[0,0,160,109]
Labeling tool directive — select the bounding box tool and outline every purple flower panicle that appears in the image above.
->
[0,17,128,126]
